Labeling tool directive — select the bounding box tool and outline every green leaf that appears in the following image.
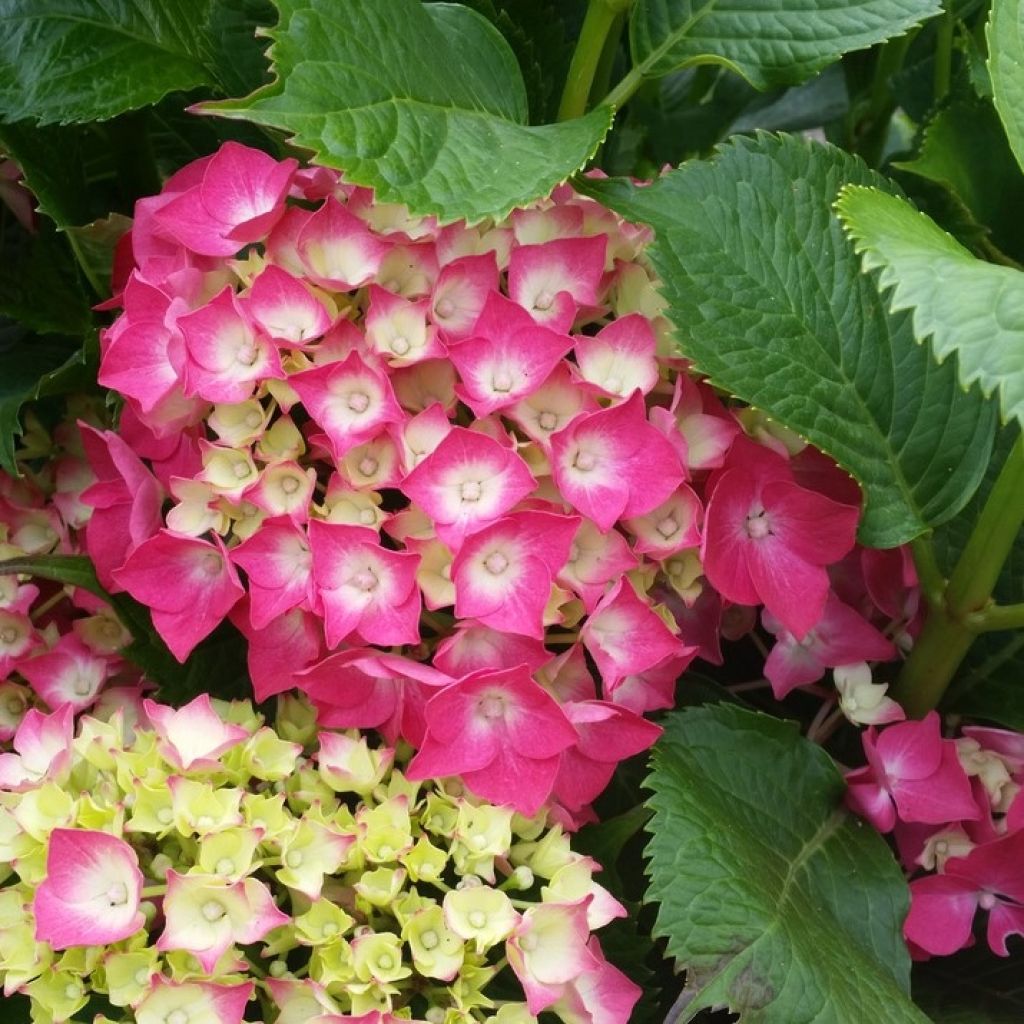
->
[626,0,942,90]
[838,185,1024,430]
[0,324,88,474]
[989,0,1024,175]
[582,134,996,547]
[646,703,928,1023]
[892,98,1024,264]
[0,0,272,125]
[203,0,612,224]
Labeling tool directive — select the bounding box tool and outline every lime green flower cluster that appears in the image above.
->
[0,691,635,1024]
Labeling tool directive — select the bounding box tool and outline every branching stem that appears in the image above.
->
[558,0,633,121]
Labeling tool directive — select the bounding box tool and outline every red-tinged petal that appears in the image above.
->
[904,874,980,956]
[462,746,563,816]
[434,623,552,677]
[876,711,945,781]
[245,264,333,346]
[574,314,659,399]
[945,830,1024,903]
[231,604,323,702]
[893,742,981,825]
[230,518,313,630]
[844,766,897,832]
[508,235,607,329]
[144,693,249,769]
[746,536,830,639]
[430,252,499,339]
[763,479,859,566]
[986,900,1024,956]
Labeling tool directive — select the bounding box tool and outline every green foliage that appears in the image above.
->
[933,426,1024,730]
[204,0,612,224]
[989,0,1024,175]
[0,0,271,125]
[626,0,942,90]
[583,134,996,547]
[913,942,1024,1022]
[838,185,1024,430]
[645,703,927,1023]
[892,97,1024,263]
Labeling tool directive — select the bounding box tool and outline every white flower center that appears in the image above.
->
[201,899,226,923]
[166,1010,189,1024]
[286,850,303,868]
[0,627,18,645]
[351,568,379,592]
[435,297,455,318]
[106,882,128,906]
[537,410,558,431]
[358,456,378,477]
[491,368,514,393]
[236,343,258,366]
[420,929,438,950]
[478,695,506,720]
[359,508,377,525]
[215,858,235,875]
[347,391,370,413]
[72,674,94,697]
[280,475,300,494]
[534,290,554,311]
[656,516,679,539]
[245,410,263,428]
[573,450,597,472]
[460,480,482,502]
[483,552,509,575]
[468,910,488,929]
[389,336,410,356]
[745,507,771,539]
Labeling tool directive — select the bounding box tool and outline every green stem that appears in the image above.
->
[967,602,1024,632]
[894,435,1024,715]
[558,0,630,121]
[601,66,644,112]
[934,2,954,104]
[141,884,167,898]
[857,32,915,167]
[910,534,945,611]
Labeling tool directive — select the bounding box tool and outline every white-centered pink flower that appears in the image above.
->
[33,829,144,948]
[297,196,390,290]
[508,361,598,450]
[406,665,579,815]
[556,518,637,612]
[308,521,422,647]
[507,235,607,332]
[550,391,684,531]
[17,634,115,712]
[434,622,552,677]
[244,264,333,346]
[573,313,659,398]
[135,977,255,1024]
[143,693,249,771]
[365,285,441,366]
[452,510,580,639]
[448,292,573,416]
[0,704,73,790]
[158,869,289,972]
[621,485,703,558]
[289,352,404,460]
[402,426,536,548]
[180,287,284,403]
[429,252,499,339]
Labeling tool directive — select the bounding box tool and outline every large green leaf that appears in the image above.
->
[838,185,1024,430]
[0,0,271,125]
[583,135,996,547]
[989,0,1024,174]
[203,0,612,224]
[626,0,942,91]
[646,703,927,1023]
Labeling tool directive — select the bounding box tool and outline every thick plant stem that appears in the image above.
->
[934,2,954,103]
[558,0,630,121]
[894,435,1024,716]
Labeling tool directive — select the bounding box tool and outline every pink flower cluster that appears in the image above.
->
[88,140,912,822]
[0,409,137,750]
[845,713,1024,958]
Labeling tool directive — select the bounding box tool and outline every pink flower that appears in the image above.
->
[34,829,144,948]
[406,665,578,815]
[451,510,580,639]
[154,141,297,256]
[550,391,683,531]
[0,704,73,790]
[430,252,499,339]
[507,235,606,332]
[702,442,859,638]
[158,870,289,972]
[581,578,689,689]
[573,314,659,399]
[845,712,981,832]
[289,352,404,461]
[143,693,249,771]
[230,518,315,630]
[762,593,895,698]
[905,830,1024,957]
[550,937,643,1024]
[17,634,115,711]
[231,604,323,702]
[135,978,254,1024]
[448,292,573,416]
[296,196,390,290]
[309,521,422,647]
[113,530,244,661]
[244,264,333,346]
[401,426,536,548]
